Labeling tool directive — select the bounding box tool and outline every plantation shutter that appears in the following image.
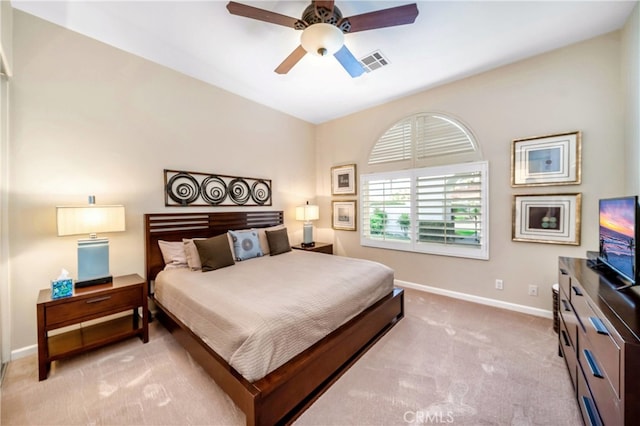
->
[361,162,488,260]
[368,113,478,167]
[361,172,412,243]
[415,115,477,159]
[368,118,412,164]
[416,170,483,247]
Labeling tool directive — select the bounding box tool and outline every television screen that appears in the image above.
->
[599,196,638,285]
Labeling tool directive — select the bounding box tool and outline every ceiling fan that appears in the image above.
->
[226,1,419,77]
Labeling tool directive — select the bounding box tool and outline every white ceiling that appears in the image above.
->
[12,0,638,124]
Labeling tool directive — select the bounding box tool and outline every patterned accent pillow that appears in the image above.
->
[228,230,264,261]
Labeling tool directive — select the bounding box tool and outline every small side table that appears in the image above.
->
[291,242,333,255]
[36,274,149,380]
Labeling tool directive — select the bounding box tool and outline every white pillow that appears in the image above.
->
[254,225,285,255]
[158,240,188,269]
[183,238,205,270]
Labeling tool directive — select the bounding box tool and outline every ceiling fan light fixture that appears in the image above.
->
[300,23,344,57]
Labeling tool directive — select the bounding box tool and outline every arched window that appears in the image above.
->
[368,113,481,167]
[361,113,488,260]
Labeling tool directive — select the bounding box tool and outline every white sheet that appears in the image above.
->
[154,250,394,382]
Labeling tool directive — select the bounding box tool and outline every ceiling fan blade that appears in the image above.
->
[341,3,419,33]
[333,45,365,78]
[275,45,307,74]
[227,1,302,29]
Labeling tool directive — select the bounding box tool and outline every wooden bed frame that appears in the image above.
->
[144,211,404,426]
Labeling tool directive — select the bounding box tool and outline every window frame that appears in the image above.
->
[360,161,489,260]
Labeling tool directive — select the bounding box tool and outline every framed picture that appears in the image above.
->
[511,131,581,187]
[331,164,357,195]
[332,200,357,231]
[512,193,582,245]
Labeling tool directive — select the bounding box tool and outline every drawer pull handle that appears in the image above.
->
[561,299,572,312]
[583,349,604,379]
[580,396,602,426]
[86,296,112,304]
[561,330,571,347]
[572,285,583,296]
[589,317,609,335]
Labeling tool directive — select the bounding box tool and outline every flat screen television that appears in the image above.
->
[598,195,639,289]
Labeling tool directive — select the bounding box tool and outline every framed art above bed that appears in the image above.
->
[164,169,272,207]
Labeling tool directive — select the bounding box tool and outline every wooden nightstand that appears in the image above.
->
[291,242,333,255]
[36,274,149,381]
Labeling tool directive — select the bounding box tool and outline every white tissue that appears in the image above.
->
[57,268,70,280]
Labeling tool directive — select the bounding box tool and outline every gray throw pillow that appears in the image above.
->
[266,227,291,256]
[194,234,235,272]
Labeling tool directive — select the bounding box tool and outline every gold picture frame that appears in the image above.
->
[331,164,357,196]
[512,193,582,245]
[511,131,581,187]
[332,200,357,231]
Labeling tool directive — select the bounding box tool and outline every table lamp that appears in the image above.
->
[56,195,125,287]
[296,201,319,248]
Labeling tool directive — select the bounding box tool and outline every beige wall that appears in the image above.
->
[623,2,640,193]
[8,11,316,352]
[316,32,627,310]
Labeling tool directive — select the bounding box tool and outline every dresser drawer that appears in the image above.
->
[45,286,142,328]
[559,267,571,301]
[558,290,578,349]
[579,342,623,425]
[577,363,603,426]
[573,294,621,397]
[559,316,578,391]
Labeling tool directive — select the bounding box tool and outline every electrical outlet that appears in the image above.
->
[495,279,503,290]
[528,285,538,296]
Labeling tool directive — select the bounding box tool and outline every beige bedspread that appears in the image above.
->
[154,250,394,382]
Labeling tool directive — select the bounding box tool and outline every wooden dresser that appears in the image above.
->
[558,257,640,425]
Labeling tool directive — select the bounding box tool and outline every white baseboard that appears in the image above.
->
[11,344,36,361]
[396,279,554,319]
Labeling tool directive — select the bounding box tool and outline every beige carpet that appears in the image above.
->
[2,288,581,425]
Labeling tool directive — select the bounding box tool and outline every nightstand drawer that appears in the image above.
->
[45,286,141,328]
[291,242,333,254]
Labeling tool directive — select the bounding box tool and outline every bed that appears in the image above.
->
[144,211,404,425]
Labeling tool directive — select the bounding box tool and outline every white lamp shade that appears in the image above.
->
[296,204,320,222]
[300,23,344,57]
[57,205,126,236]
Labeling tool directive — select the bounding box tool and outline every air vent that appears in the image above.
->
[359,50,389,73]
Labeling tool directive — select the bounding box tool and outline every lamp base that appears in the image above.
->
[301,242,316,248]
[75,275,113,288]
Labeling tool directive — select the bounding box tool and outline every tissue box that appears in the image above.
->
[51,278,73,299]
